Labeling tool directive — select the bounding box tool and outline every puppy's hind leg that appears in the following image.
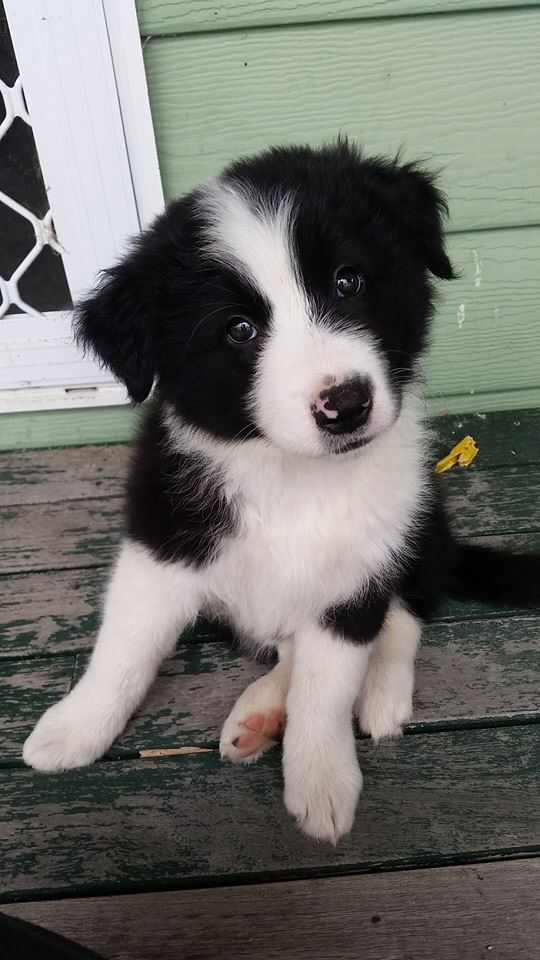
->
[23,540,201,772]
[220,639,292,763]
[357,599,422,742]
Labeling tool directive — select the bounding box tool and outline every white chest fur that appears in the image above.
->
[180,400,430,646]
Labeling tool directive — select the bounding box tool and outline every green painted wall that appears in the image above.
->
[3,1,539,449]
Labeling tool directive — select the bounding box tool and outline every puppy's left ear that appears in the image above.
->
[74,240,159,403]
[370,159,456,280]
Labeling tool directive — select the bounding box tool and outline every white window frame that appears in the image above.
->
[1,0,164,413]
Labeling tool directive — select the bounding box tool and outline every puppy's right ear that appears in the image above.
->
[75,253,156,403]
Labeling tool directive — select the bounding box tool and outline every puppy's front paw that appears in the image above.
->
[283,734,362,844]
[357,659,414,742]
[23,693,119,772]
[220,670,287,764]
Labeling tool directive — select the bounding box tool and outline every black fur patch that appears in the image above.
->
[323,587,391,645]
[126,403,237,567]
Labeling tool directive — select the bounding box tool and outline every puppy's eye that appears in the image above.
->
[227,316,258,344]
[335,266,365,299]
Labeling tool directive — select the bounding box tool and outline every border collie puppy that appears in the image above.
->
[24,141,539,843]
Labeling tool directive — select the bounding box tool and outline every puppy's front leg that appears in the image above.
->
[23,540,201,772]
[283,622,374,844]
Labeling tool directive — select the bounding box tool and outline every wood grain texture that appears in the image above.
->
[137,0,540,35]
[0,445,130,507]
[37,614,537,757]
[3,611,538,762]
[0,568,226,659]
[144,10,540,232]
[1,464,537,575]
[1,726,538,899]
[1,531,538,661]
[0,656,75,763]
[0,497,123,574]
[6,858,540,960]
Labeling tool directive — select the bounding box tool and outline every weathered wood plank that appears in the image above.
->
[1,465,536,575]
[3,615,538,763]
[6,858,540,960]
[0,656,75,763]
[433,408,540,468]
[144,13,540,233]
[138,0,540,36]
[1,532,538,660]
[0,445,130,507]
[1,726,538,899]
[0,567,226,659]
[65,615,539,755]
[0,409,537,508]
[444,465,540,536]
[0,497,123,574]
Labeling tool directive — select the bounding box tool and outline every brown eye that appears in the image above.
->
[227,317,258,344]
[335,266,365,299]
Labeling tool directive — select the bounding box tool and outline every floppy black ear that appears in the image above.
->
[74,253,156,403]
[367,158,456,280]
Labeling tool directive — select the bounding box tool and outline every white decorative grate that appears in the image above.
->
[0,73,64,318]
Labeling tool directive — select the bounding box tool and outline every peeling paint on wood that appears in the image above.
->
[1,726,538,900]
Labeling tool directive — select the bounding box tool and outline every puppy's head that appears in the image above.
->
[76,140,454,456]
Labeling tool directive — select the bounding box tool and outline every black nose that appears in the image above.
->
[313,378,373,435]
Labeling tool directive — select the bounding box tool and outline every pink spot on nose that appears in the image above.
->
[313,396,339,420]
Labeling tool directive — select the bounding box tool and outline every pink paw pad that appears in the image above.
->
[232,709,285,755]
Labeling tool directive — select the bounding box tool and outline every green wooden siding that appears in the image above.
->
[136,0,540,36]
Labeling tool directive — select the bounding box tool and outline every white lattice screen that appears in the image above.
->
[0,0,163,413]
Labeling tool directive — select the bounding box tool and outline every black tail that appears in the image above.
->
[448,542,540,607]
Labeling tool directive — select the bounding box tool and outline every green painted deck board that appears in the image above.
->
[1,463,537,575]
[144,11,540,233]
[1,532,538,661]
[0,656,75,764]
[2,615,537,763]
[138,0,540,36]
[0,444,131,508]
[1,726,538,900]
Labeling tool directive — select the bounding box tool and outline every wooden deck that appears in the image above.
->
[0,408,539,959]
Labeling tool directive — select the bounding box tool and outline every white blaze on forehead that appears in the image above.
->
[197,177,397,456]
[198,178,310,330]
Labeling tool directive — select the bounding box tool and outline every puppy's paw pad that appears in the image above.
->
[221,708,285,763]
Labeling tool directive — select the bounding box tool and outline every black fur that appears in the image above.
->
[324,588,391,645]
[126,402,236,567]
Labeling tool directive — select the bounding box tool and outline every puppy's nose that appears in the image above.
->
[312,377,373,435]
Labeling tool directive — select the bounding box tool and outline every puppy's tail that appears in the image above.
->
[448,542,540,607]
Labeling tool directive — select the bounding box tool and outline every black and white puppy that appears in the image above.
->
[24,141,539,842]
